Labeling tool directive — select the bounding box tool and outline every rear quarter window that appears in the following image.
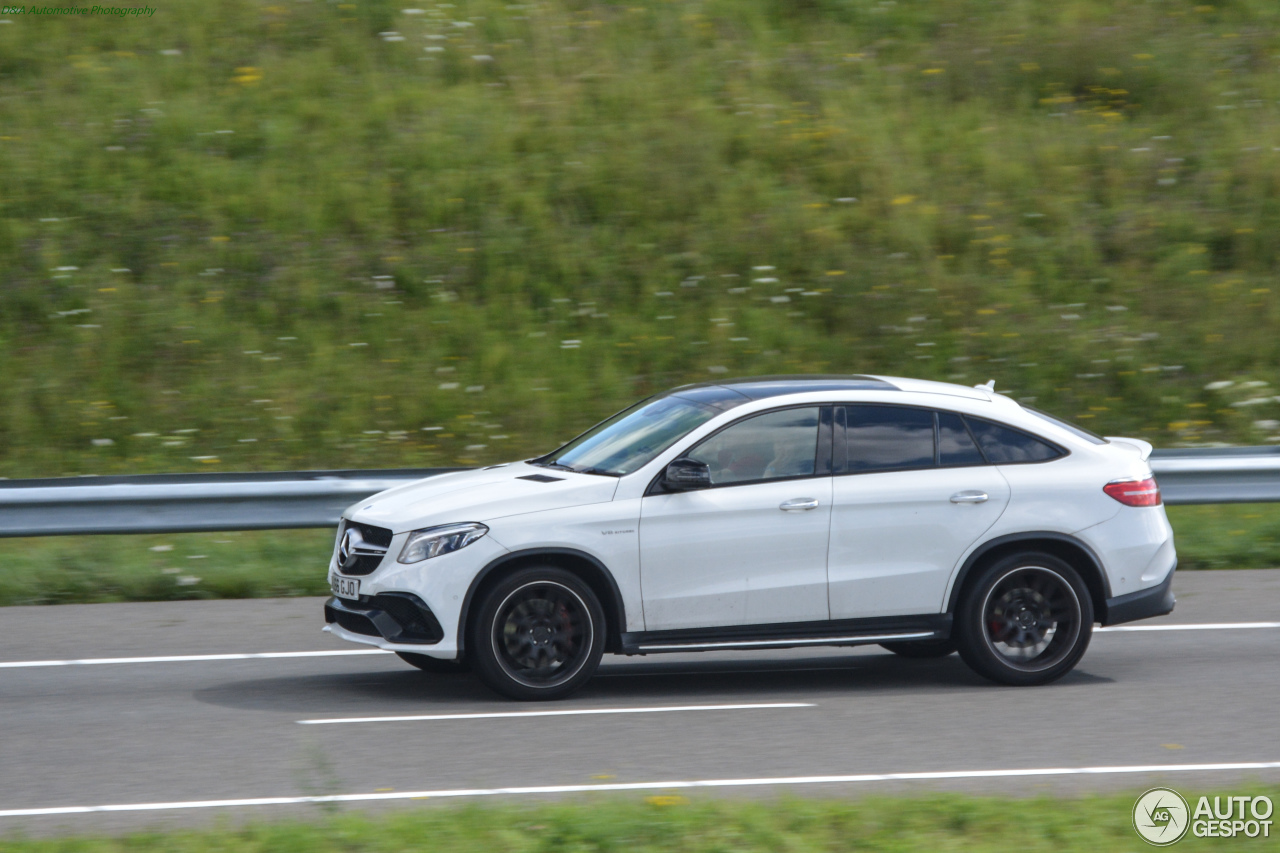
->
[964,416,1064,464]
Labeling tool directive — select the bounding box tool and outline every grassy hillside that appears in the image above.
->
[1,0,1279,477]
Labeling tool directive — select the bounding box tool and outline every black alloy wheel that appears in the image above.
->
[954,552,1093,686]
[470,566,605,700]
[395,652,469,674]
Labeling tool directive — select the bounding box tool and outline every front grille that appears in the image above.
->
[351,522,392,547]
[334,520,394,576]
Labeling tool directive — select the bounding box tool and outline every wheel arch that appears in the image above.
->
[458,548,628,656]
[946,532,1110,620]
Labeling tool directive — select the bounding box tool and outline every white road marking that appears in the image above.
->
[297,703,814,725]
[3,761,1279,818]
[0,649,391,668]
[1096,622,1280,632]
[0,622,1274,670]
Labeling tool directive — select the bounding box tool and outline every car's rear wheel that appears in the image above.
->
[469,566,605,701]
[880,638,956,658]
[395,651,469,674]
[954,552,1093,686]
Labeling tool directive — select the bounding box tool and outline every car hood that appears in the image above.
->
[344,462,620,533]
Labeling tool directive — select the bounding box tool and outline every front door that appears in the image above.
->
[639,406,833,630]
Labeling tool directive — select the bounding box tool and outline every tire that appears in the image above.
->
[395,651,469,674]
[954,552,1093,686]
[880,638,957,658]
[468,565,606,701]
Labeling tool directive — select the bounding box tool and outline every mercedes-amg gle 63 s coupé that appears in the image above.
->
[324,375,1176,700]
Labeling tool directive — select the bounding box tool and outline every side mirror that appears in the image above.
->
[663,458,711,491]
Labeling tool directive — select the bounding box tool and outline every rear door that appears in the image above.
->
[827,406,1010,619]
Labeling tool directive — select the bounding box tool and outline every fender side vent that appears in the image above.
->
[518,474,564,483]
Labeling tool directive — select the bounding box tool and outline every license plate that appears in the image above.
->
[331,576,360,600]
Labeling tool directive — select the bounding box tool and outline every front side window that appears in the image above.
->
[846,405,935,472]
[537,396,719,476]
[686,407,821,486]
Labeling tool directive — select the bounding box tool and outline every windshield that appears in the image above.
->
[533,396,719,476]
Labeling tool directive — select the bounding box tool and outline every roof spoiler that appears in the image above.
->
[1105,436,1154,461]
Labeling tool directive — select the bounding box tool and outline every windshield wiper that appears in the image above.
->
[574,467,622,477]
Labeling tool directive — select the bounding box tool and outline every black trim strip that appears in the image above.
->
[1101,566,1176,626]
[620,614,951,655]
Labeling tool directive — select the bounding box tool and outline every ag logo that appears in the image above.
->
[1134,787,1190,846]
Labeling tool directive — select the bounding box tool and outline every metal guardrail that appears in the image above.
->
[1,448,1278,538]
[1149,446,1280,505]
[0,469,461,537]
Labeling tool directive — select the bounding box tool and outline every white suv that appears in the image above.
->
[324,375,1176,700]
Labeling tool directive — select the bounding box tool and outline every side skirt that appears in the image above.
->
[619,614,952,655]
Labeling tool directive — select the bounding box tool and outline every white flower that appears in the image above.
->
[92,438,114,447]
[1204,381,1234,391]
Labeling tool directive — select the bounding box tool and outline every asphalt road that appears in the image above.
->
[1,570,1279,836]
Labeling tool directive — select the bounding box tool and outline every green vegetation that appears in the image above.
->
[2,790,1277,851]
[0,529,332,605]
[1,0,1279,478]
[0,503,1273,607]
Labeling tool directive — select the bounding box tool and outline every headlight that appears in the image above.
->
[397,522,489,564]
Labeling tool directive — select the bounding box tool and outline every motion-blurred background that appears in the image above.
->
[2,0,1279,601]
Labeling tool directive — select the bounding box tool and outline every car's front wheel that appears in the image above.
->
[954,552,1093,686]
[469,566,605,701]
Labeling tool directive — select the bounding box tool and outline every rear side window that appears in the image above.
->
[937,412,985,467]
[965,417,1063,463]
[846,405,934,472]
[1023,405,1109,446]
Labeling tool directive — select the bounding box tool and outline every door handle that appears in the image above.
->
[950,491,989,504]
[779,498,820,511]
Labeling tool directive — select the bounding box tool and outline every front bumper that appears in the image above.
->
[324,593,444,644]
[1099,565,1176,626]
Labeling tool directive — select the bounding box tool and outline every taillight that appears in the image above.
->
[1103,476,1162,507]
